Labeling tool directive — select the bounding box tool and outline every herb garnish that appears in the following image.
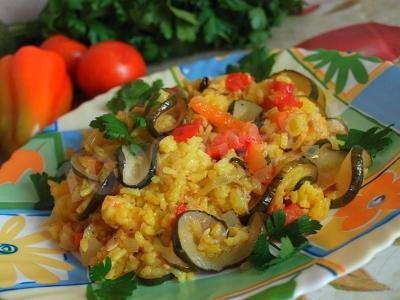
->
[89,113,144,155]
[227,47,277,82]
[106,79,163,114]
[337,125,393,157]
[87,257,137,300]
[251,209,321,270]
[30,172,63,210]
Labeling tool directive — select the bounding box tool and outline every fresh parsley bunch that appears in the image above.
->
[1,0,303,62]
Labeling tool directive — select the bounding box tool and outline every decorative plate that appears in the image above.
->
[0,48,399,300]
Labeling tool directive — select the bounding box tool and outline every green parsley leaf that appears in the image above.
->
[337,125,393,157]
[87,257,137,300]
[90,114,131,141]
[89,257,112,282]
[106,79,164,114]
[249,7,268,30]
[227,47,277,82]
[30,172,63,210]
[131,112,147,129]
[251,209,322,270]
[278,236,294,259]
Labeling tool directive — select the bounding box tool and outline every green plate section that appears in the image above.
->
[131,253,312,300]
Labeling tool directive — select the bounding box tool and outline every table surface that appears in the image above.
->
[1,0,399,299]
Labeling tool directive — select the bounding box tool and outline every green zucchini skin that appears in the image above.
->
[172,210,228,272]
[147,91,187,137]
[252,158,318,214]
[117,140,160,189]
[199,77,209,92]
[138,273,174,286]
[78,172,117,220]
[330,145,364,209]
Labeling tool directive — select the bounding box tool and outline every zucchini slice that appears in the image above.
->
[138,274,174,286]
[147,89,187,137]
[172,210,263,272]
[254,158,318,213]
[330,145,367,208]
[78,172,117,220]
[70,151,99,182]
[199,77,209,92]
[154,240,192,272]
[306,142,348,190]
[228,100,263,122]
[117,141,159,189]
[327,118,348,135]
[272,69,326,114]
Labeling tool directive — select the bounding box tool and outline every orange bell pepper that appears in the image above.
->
[189,97,245,130]
[0,46,72,155]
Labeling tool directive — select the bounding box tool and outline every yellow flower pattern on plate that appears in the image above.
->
[0,216,74,288]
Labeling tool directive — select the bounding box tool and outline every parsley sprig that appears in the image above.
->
[337,125,393,157]
[251,209,321,270]
[106,79,163,114]
[30,172,64,210]
[87,257,137,300]
[226,47,277,82]
[89,113,144,155]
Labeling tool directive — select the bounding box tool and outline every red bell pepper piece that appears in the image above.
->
[0,46,72,155]
[264,80,302,111]
[172,119,202,142]
[283,203,304,225]
[225,72,254,92]
[175,203,187,216]
[245,142,274,185]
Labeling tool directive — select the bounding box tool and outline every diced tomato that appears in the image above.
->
[225,72,254,92]
[172,118,202,142]
[245,143,274,185]
[283,203,304,225]
[269,111,289,131]
[189,97,245,130]
[73,232,83,247]
[175,203,187,216]
[206,123,262,159]
[264,80,302,111]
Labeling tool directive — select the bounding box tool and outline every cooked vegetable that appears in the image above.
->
[199,77,209,92]
[154,240,191,272]
[228,100,263,122]
[330,145,370,208]
[117,142,159,188]
[87,257,137,300]
[147,90,187,137]
[79,172,117,220]
[229,157,246,169]
[138,274,174,286]
[171,118,202,142]
[253,158,318,213]
[271,69,326,113]
[251,209,321,270]
[306,142,347,190]
[190,97,245,130]
[77,40,146,97]
[41,34,87,74]
[327,118,348,135]
[70,152,99,181]
[263,79,303,111]
[225,72,254,92]
[0,46,72,156]
[4,2,303,62]
[172,210,263,272]
[337,125,393,157]
[245,142,274,185]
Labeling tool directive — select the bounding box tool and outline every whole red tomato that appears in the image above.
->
[76,41,146,97]
[41,34,87,74]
